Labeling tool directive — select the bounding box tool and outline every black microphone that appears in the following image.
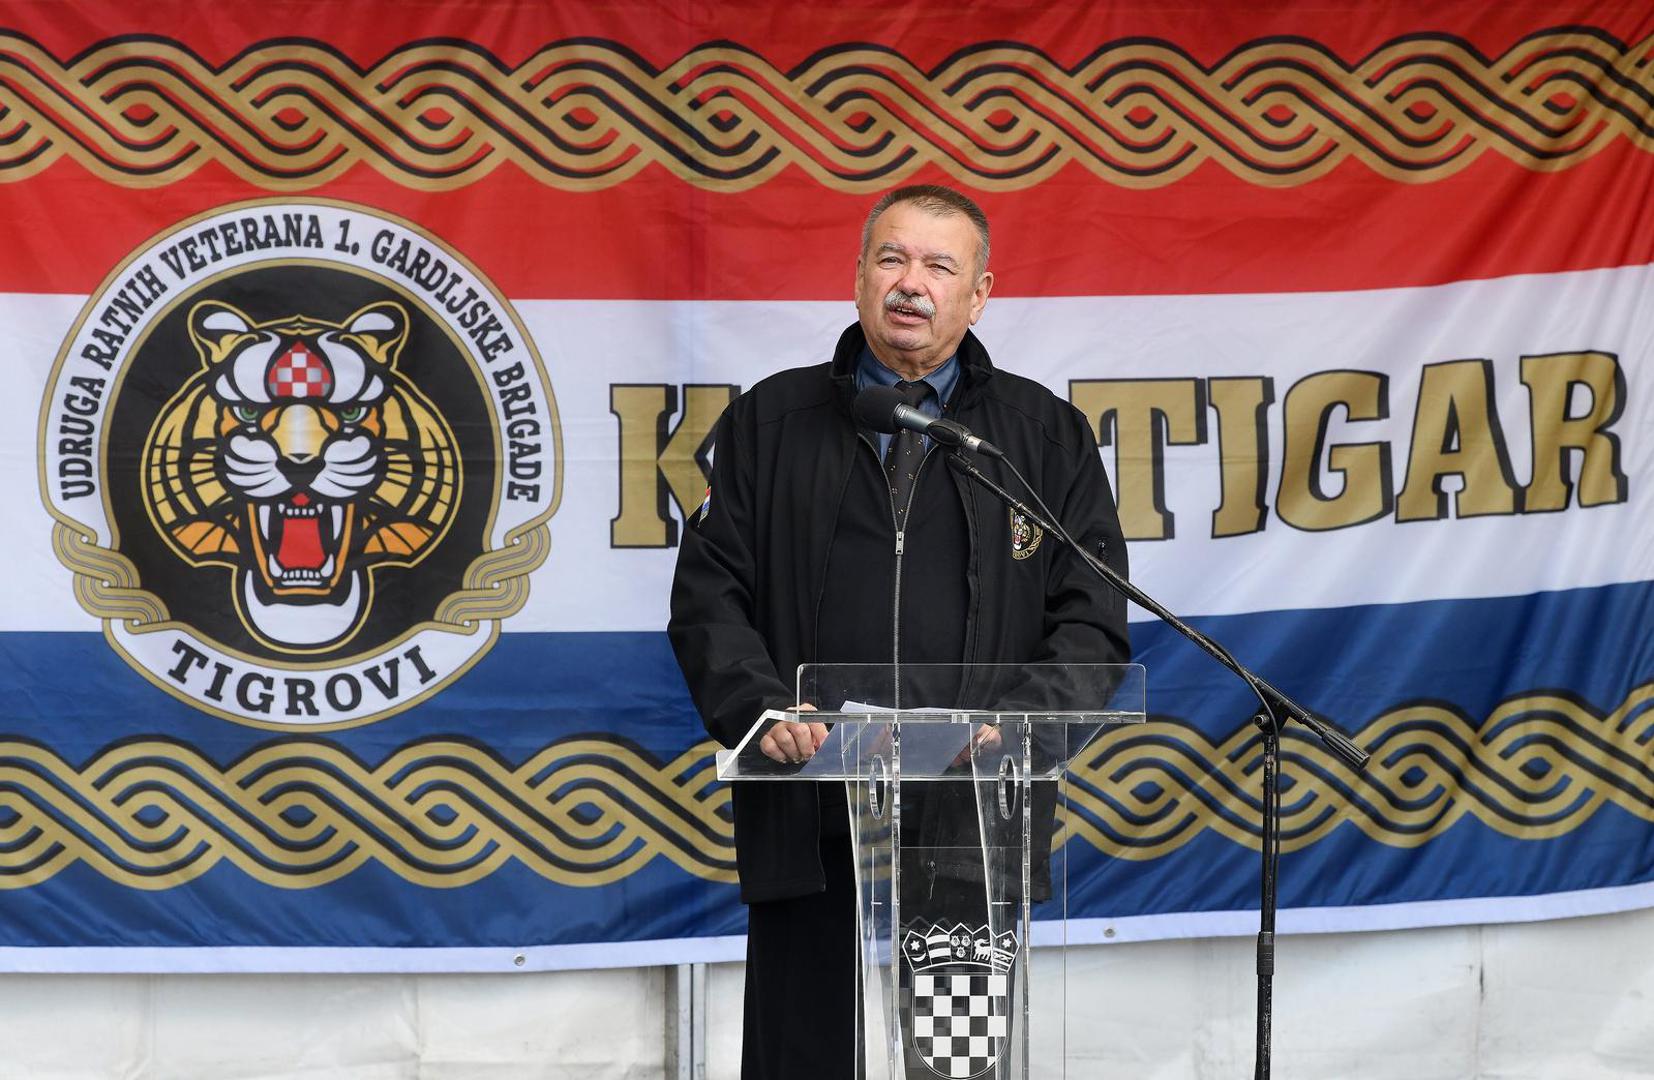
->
[851,385,1005,459]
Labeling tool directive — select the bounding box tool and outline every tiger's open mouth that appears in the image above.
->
[248,492,354,596]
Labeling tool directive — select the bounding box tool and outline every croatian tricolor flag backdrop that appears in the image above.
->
[2,1,1651,971]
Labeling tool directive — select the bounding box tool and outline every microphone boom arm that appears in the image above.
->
[947,444,1367,1080]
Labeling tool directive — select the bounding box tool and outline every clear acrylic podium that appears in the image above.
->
[718,663,1145,1079]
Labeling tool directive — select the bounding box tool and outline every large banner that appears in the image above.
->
[1,1,1651,970]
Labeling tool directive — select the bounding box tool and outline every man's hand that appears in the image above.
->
[950,722,1003,767]
[759,703,828,764]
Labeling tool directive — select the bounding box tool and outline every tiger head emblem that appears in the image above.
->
[143,299,460,649]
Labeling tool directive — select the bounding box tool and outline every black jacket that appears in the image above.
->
[668,323,1130,903]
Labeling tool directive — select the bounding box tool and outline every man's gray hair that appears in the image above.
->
[860,185,991,278]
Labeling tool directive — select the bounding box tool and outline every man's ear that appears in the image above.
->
[969,270,994,324]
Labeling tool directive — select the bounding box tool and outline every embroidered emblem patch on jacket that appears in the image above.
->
[1009,509,1043,560]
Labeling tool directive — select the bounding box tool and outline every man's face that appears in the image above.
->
[855,201,993,378]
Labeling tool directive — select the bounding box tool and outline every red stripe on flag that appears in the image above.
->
[10,2,1652,74]
[4,139,1653,300]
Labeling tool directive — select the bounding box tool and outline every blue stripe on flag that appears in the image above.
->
[0,578,1647,950]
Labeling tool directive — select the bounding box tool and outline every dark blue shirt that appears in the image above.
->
[854,347,961,458]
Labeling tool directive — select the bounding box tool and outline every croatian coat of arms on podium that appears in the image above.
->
[900,922,1020,1078]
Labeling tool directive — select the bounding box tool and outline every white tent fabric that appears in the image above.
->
[2,908,1649,1078]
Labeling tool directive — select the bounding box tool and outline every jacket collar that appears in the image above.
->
[829,323,994,411]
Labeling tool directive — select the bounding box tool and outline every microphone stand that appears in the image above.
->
[946,450,1369,1080]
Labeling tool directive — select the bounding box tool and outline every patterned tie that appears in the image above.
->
[884,379,933,528]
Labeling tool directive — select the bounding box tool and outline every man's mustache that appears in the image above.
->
[883,289,935,319]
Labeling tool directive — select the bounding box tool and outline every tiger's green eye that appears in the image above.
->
[338,405,368,424]
[233,405,260,423]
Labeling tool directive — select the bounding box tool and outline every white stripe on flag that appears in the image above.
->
[8,261,1652,633]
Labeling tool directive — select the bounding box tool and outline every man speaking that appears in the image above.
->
[669,185,1130,1078]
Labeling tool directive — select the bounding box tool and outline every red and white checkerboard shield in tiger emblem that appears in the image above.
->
[265,341,334,399]
[901,922,1019,1078]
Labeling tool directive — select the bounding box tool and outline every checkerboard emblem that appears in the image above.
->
[901,922,1019,1078]
[266,341,334,399]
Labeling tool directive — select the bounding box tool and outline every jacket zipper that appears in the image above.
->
[896,443,938,898]
[865,434,937,708]
[864,431,943,899]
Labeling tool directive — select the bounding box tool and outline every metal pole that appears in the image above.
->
[666,963,709,1079]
